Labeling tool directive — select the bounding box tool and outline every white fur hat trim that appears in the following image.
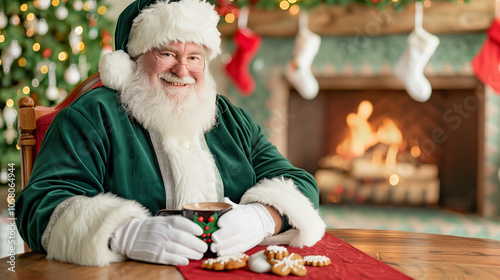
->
[128,0,221,60]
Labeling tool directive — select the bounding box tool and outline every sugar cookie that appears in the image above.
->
[303,255,331,266]
[201,253,249,271]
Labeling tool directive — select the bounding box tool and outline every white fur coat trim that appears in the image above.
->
[240,177,326,247]
[128,0,221,60]
[162,138,219,209]
[46,193,150,266]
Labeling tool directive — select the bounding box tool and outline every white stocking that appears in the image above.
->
[285,12,321,100]
[394,2,439,102]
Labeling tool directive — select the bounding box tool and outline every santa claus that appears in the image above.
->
[16,0,325,266]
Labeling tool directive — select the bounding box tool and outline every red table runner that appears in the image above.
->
[177,232,414,280]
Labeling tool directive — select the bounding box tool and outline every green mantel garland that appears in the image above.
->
[207,0,469,12]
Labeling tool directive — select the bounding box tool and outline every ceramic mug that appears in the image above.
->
[156,202,233,257]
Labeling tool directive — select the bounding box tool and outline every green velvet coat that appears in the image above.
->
[16,87,319,253]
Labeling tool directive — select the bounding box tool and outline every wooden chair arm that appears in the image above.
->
[18,97,36,190]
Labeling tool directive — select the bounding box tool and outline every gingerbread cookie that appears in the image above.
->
[264,245,289,260]
[303,255,331,267]
[269,253,307,277]
[201,253,249,271]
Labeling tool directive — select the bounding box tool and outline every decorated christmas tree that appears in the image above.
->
[0,0,113,187]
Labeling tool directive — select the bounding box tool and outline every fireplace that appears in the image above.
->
[287,77,484,213]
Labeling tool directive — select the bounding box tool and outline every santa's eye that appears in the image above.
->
[158,52,175,59]
[188,55,202,61]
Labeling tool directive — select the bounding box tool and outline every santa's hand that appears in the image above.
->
[210,203,275,256]
[109,216,208,265]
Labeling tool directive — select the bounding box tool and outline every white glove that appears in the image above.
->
[210,200,275,256]
[109,216,208,266]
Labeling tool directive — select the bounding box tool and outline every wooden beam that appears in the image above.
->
[218,0,494,37]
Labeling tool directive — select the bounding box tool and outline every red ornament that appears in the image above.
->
[42,48,52,58]
[203,239,207,242]
[202,233,207,238]
[208,239,212,242]
[207,233,211,237]
[205,226,210,231]
[101,31,112,45]
[198,216,204,222]
[208,216,215,222]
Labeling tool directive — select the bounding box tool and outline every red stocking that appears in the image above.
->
[472,19,500,93]
[225,28,262,96]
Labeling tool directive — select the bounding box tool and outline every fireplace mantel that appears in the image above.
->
[218,0,494,37]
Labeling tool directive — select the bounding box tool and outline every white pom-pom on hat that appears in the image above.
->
[99,50,136,91]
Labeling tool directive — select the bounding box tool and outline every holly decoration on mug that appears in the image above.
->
[193,213,219,246]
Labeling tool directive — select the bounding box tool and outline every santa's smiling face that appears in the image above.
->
[141,41,206,105]
[119,40,217,139]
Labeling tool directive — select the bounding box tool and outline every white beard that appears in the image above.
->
[119,57,219,209]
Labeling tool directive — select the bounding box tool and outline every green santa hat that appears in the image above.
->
[99,0,221,90]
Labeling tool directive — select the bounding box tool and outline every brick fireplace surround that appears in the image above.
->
[278,78,499,241]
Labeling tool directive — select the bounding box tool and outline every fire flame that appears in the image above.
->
[337,100,404,165]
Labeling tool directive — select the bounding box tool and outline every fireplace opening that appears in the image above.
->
[288,87,483,213]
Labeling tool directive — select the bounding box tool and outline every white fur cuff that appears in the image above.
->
[99,50,136,91]
[240,177,326,247]
[46,193,150,266]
